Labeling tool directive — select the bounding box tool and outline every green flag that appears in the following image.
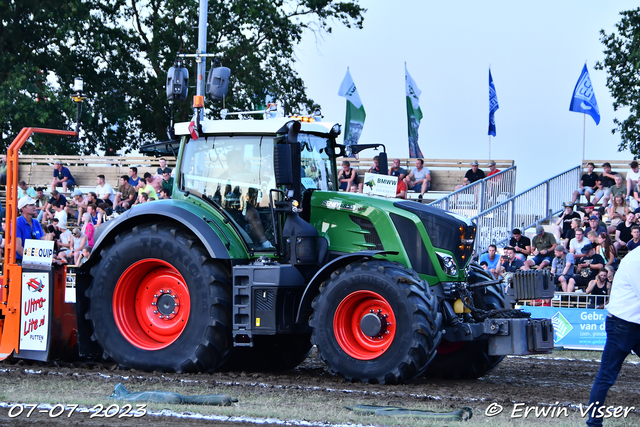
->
[405,64,424,158]
[338,68,366,154]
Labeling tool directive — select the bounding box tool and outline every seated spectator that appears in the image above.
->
[479,261,489,270]
[55,222,73,263]
[158,188,171,200]
[495,246,529,275]
[585,270,611,309]
[79,246,92,265]
[0,154,6,185]
[134,178,158,204]
[65,189,89,226]
[145,171,163,194]
[95,203,110,228]
[42,190,68,223]
[607,194,629,234]
[338,161,356,191]
[348,183,359,193]
[563,218,582,249]
[486,160,500,177]
[567,244,604,291]
[454,160,485,192]
[630,180,640,211]
[95,174,115,207]
[52,200,68,230]
[161,168,174,197]
[128,166,141,188]
[592,162,616,206]
[608,174,627,208]
[580,202,596,227]
[51,161,76,192]
[138,192,150,204]
[478,244,500,277]
[554,202,581,242]
[87,191,104,206]
[404,158,431,200]
[71,228,87,265]
[81,212,95,247]
[87,203,100,226]
[614,211,636,252]
[569,228,589,261]
[584,215,606,236]
[156,158,168,175]
[605,265,615,283]
[17,180,36,199]
[572,162,598,204]
[368,156,380,174]
[34,187,48,223]
[586,230,598,246]
[396,176,407,199]
[524,225,557,269]
[627,225,640,251]
[596,232,617,268]
[509,228,531,261]
[551,246,575,292]
[389,158,407,180]
[626,160,640,203]
[113,175,137,210]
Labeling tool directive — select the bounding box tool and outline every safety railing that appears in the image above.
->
[428,166,517,218]
[471,166,581,254]
[520,292,609,309]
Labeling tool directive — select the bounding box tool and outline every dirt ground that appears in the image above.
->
[0,350,639,426]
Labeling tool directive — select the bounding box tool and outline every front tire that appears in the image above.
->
[310,261,441,384]
[85,222,232,373]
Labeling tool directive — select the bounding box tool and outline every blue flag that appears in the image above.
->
[569,64,600,125]
[488,70,499,136]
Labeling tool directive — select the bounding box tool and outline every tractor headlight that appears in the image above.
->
[436,252,458,276]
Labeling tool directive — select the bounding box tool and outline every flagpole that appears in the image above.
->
[489,135,491,160]
[582,113,586,164]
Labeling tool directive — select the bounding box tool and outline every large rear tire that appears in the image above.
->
[85,223,232,373]
[310,260,441,384]
[424,283,505,380]
[220,333,312,372]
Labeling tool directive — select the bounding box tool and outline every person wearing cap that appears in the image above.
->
[388,159,407,181]
[566,243,604,292]
[554,202,581,242]
[404,158,431,200]
[585,247,640,427]
[550,245,575,292]
[161,167,174,197]
[508,228,531,262]
[585,215,607,236]
[16,196,45,261]
[17,180,36,199]
[113,175,137,211]
[486,160,500,177]
[592,162,616,207]
[571,162,598,204]
[51,161,76,192]
[65,189,89,225]
[524,225,556,269]
[626,160,640,200]
[581,202,596,227]
[454,160,485,192]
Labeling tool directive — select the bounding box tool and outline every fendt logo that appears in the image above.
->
[26,278,45,293]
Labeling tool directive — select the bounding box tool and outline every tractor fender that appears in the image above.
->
[295,250,398,324]
[86,201,234,269]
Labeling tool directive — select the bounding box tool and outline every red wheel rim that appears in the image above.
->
[113,259,191,350]
[333,290,397,360]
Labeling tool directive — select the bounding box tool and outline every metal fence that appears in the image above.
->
[428,166,517,218]
[471,165,581,255]
[520,292,609,309]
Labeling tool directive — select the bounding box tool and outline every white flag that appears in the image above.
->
[405,65,422,110]
[338,69,363,109]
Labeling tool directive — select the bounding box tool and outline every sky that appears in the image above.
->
[293,0,639,192]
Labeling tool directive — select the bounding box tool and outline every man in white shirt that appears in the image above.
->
[586,248,640,426]
[96,174,115,206]
[569,228,589,261]
[626,160,640,200]
[403,158,431,201]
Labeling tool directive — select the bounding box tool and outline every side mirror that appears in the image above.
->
[166,65,189,101]
[274,144,293,187]
[206,65,230,101]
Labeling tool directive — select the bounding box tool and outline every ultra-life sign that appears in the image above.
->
[362,173,398,198]
[22,239,55,270]
[19,272,50,351]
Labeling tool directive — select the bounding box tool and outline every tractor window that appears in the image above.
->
[181,135,276,250]
[299,134,334,192]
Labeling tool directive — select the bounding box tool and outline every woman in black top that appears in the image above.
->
[338,161,357,191]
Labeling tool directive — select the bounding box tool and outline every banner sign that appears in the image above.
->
[362,173,398,198]
[523,306,606,350]
[22,239,55,270]
[20,272,51,351]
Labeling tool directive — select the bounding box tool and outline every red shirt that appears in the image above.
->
[487,168,501,177]
[396,180,407,198]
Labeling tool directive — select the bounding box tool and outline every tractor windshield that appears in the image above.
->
[299,133,335,192]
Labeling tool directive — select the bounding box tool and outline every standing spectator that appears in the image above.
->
[569,228,589,262]
[586,247,640,427]
[486,160,500,177]
[551,246,575,292]
[554,202,581,242]
[496,246,529,275]
[585,215,606,236]
[129,166,141,187]
[509,228,531,261]
[66,189,88,226]
[338,161,357,191]
[95,175,115,206]
[625,160,640,201]
[388,158,407,180]
[113,175,137,210]
[34,187,48,224]
[156,158,168,175]
[161,168,174,197]
[567,244,604,291]
[596,232,617,268]
[607,194,629,234]
[16,196,45,260]
[608,174,627,207]
[454,160,485,191]
[571,162,598,204]
[404,158,431,200]
[17,180,36,198]
[614,211,636,252]
[51,161,76,192]
[627,226,640,251]
[368,156,380,174]
[592,162,616,206]
[478,244,500,277]
[524,225,557,269]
